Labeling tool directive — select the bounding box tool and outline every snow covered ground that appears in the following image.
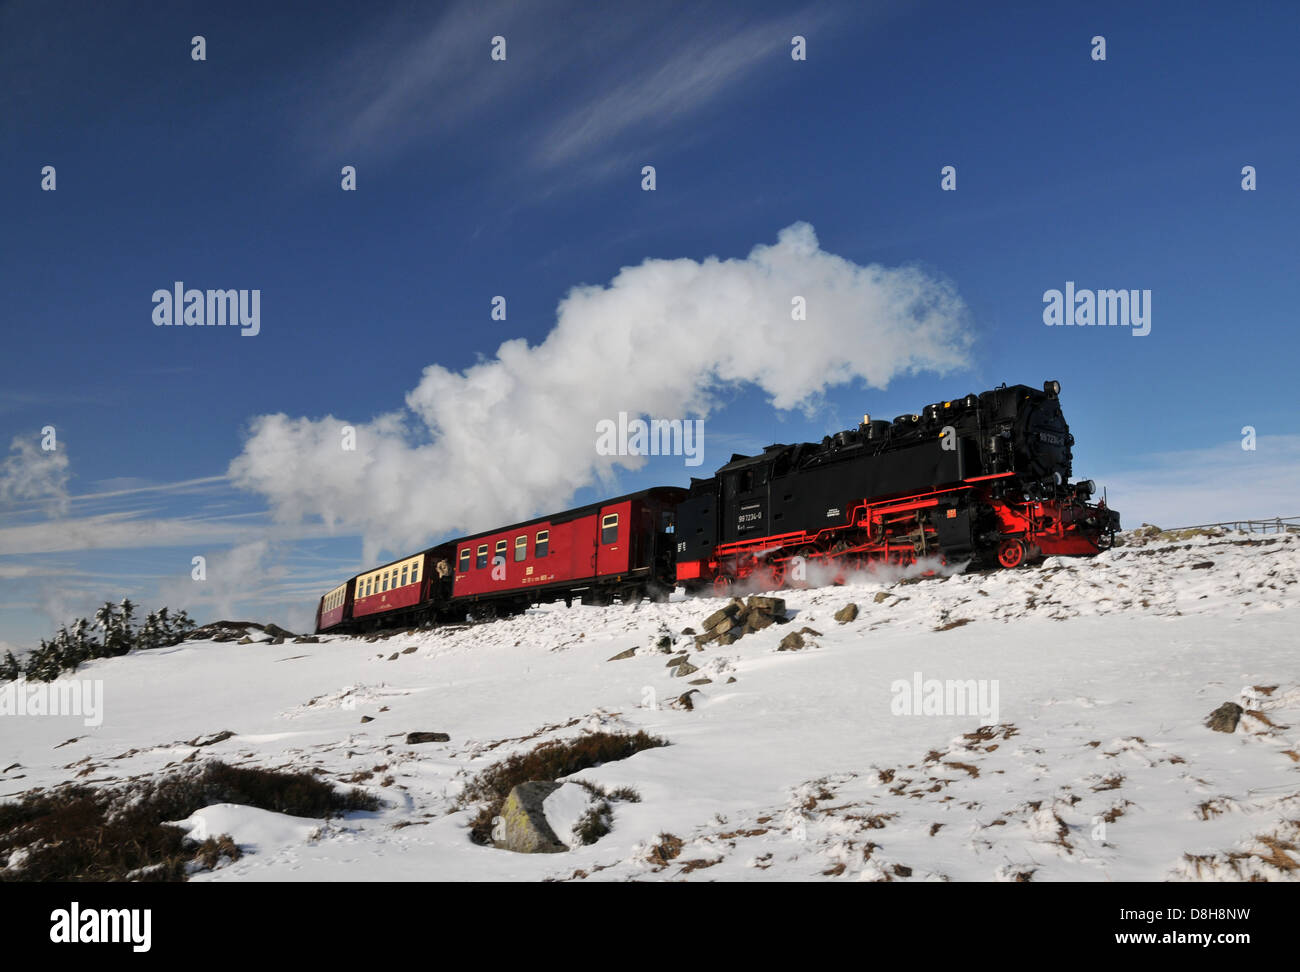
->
[3,530,1298,881]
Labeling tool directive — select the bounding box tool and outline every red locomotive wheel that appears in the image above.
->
[712,575,734,597]
[997,539,1026,569]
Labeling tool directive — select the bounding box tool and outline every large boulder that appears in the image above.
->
[695,594,789,648]
[495,782,569,853]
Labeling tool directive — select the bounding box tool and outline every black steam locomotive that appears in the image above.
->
[675,380,1118,590]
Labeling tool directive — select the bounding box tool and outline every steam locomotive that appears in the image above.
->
[316,379,1118,632]
[675,379,1119,594]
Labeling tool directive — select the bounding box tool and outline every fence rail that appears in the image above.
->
[1163,516,1300,534]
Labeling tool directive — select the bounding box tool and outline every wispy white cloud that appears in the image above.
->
[298,1,834,180]
[0,434,69,515]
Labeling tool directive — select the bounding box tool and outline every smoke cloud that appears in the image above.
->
[228,223,973,560]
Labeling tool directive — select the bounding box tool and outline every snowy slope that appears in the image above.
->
[3,531,1298,882]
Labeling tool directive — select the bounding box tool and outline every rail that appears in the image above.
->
[1162,516,1300,534]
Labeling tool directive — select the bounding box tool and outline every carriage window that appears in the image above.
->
[515,536,527,562]
[400,565,409,586]
[601,513,619,544]
[410,563,419,584]
[495,540,507,564]
[535,530,549,558]
[381,574,388,592]
[476,545,488,569]
[459,550,470,573]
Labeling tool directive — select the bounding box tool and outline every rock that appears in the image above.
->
[746,612,776,631]
[681,627,696,636]
[387,653,399,661]
[1205,702,1243,733]
[688,678,712,685]
[717,632,737,646]
[263,624,297,640]
[401,645,418,654]
[778,631,805,652]
[678,690,702,711]
[834,603,859,623]
[1190,561,1214,570]
[496,782,569,853]
[406,732,450,744]
[726,676,737,684]
[607,647,637,661]
[797,626,823,637]
[184,730,236,747]
[746,596,786,615]
[713,614,740,634]
[360,716,374,724]
[666,653,688,667]
[672,662,699,677]
[873,591,892,604]
[292,635,320,644]
[702,604,741,630]
[236,636,254,645]
[694,629,720,648]
[269,636,285,645]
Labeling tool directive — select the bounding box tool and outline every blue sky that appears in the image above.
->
[2,0,1298,646]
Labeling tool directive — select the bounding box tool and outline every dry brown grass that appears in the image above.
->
[647,833,684,868]
[0,761,376,882]
[459,730,666,845]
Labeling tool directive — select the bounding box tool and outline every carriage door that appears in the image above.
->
[595,504,626,576]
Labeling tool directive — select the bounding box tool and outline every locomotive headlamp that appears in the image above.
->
[1076,479,1095,498]
[1044,380,1061,395]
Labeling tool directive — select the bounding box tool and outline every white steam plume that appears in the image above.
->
[228,223,972,560]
